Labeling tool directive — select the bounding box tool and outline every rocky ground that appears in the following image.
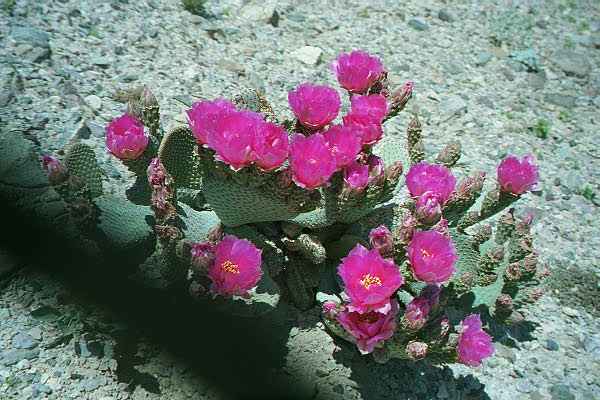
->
[1,0,600,399]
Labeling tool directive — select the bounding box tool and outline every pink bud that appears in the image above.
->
[41,155,67,184]
[368,225,394,258]
[208,235,263,297]
[407,230,457,284]
[415,191,442,224]
[457,314,494,367]
[190,242,215,271]
[106,114,149,160]
[497,154,539,195]
[390,81,414,112]
[404,297,430,330]
[186,99,236,145]
[331,50,385,94]
[343,161,369,192]
[396,213,418,244]
[253,122,289,172]
[367,155,385,186]
[289,133,337,190]
[406,341,428,360]
[323,124,362,169]
[322,300,339,319]
[288,83,341,130]
[432,218,450,237]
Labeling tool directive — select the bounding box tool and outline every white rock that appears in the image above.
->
[239,1,276,22]
[84,95,102,111]
[291,46,323,66]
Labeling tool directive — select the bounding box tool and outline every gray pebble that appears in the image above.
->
[408,18,430,31]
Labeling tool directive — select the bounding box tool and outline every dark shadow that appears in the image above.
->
[0,199,306,400]
[332,342,492,400]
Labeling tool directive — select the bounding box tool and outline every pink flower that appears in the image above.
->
[190,242,215,271]
[208,235,262,297]
[106,114,149,160]
[415,191,442,224]
[407,230,457,284]
[337,300,399,354]
[331,50,385,94]
[289,133,337,190]
[337,244,404,314]
[497,154,539,195]
[350,94,388,122]
[288,83,341,130]
[405,162,457,205]
[343,161,369,191]
[207,111,263,171]
[404,297,431,330]
[457,314,495,367]
[323,125,362,169]
[253,122,289,171]
[368,225,394,258]
[343,112,384,146]
[186,99,237,145]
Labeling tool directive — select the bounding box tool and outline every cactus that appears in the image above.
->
[2,49,545,369]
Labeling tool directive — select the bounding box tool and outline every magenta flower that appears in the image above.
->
[415,191,442,224]
[497,154,539,195]
[407,230,457,284]
[369,225,394,258]
[403,297,431,330]
[323,125,362,169]
[208,235,262,297]
[343,161,369,191]
[253,122,289,171]
[105,114,149,160]
[350,94,388,122]
[405,162,457,205]
[337,300,399,354]
[337,244,404,314]
[289,134,337,190]
[343,112,384,146]
[186,99,237,145]
[457,314,495,367]
[288,83,341,130]
[207,111,263,171]
[331,50,385,94]
[190,242,215,271]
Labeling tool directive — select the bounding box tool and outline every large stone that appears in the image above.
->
[10,26,50,48]
[552,50,591,78]
[290,46,323,66]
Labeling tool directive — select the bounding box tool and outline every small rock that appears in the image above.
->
[517,381,535,393]
[76,121,92,139]
[15,359,31,370]
[82,377,104,392]
[562,307,579,317]
[84,95,102,111]
[495,344,517,363]
[438,9,454,23]
[552,50,591,78]
[90,56,111,69]
[10,26,50,49]
[475,51,493,67]
[440,95,467,119]
[544,339,559,351]
[290,46,323,66]
[28,327,42,341]
[408,18,429,31]
[1,349,39,366]
[12,333,38,350]
[549,384,575,400]
[583,334,600,353]
[315,368,329,377]
[239,2,277,24]
[544,93,576,109]
[32,383,52,395]
[510,48,540,72]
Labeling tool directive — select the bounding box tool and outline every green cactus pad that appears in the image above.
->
[64,143,104,198]
[158,126,203,190]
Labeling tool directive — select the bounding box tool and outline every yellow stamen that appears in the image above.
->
[221,260,240,274]
[360,274,382,289]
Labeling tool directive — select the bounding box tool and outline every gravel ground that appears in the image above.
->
[1,0,600,399]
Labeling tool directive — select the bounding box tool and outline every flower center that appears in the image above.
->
[221,260,240,274]
[360,274,382,289]
[357,312,380,323]
[421,249,432,258]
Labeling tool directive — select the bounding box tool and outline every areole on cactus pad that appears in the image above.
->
[24,48,547,368]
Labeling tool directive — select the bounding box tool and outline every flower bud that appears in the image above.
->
[394,213,418,245]
[190,242,215,271]
[368,225,394,258]
[41,155,68,184]
[403,297,430,330]
[406,341,428,360]
[432,218,450,237]
[415,191,442,224]
[367,155,385,187]
[322,300,339,320]
[390,80,414,114]
[385,161,403,185]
